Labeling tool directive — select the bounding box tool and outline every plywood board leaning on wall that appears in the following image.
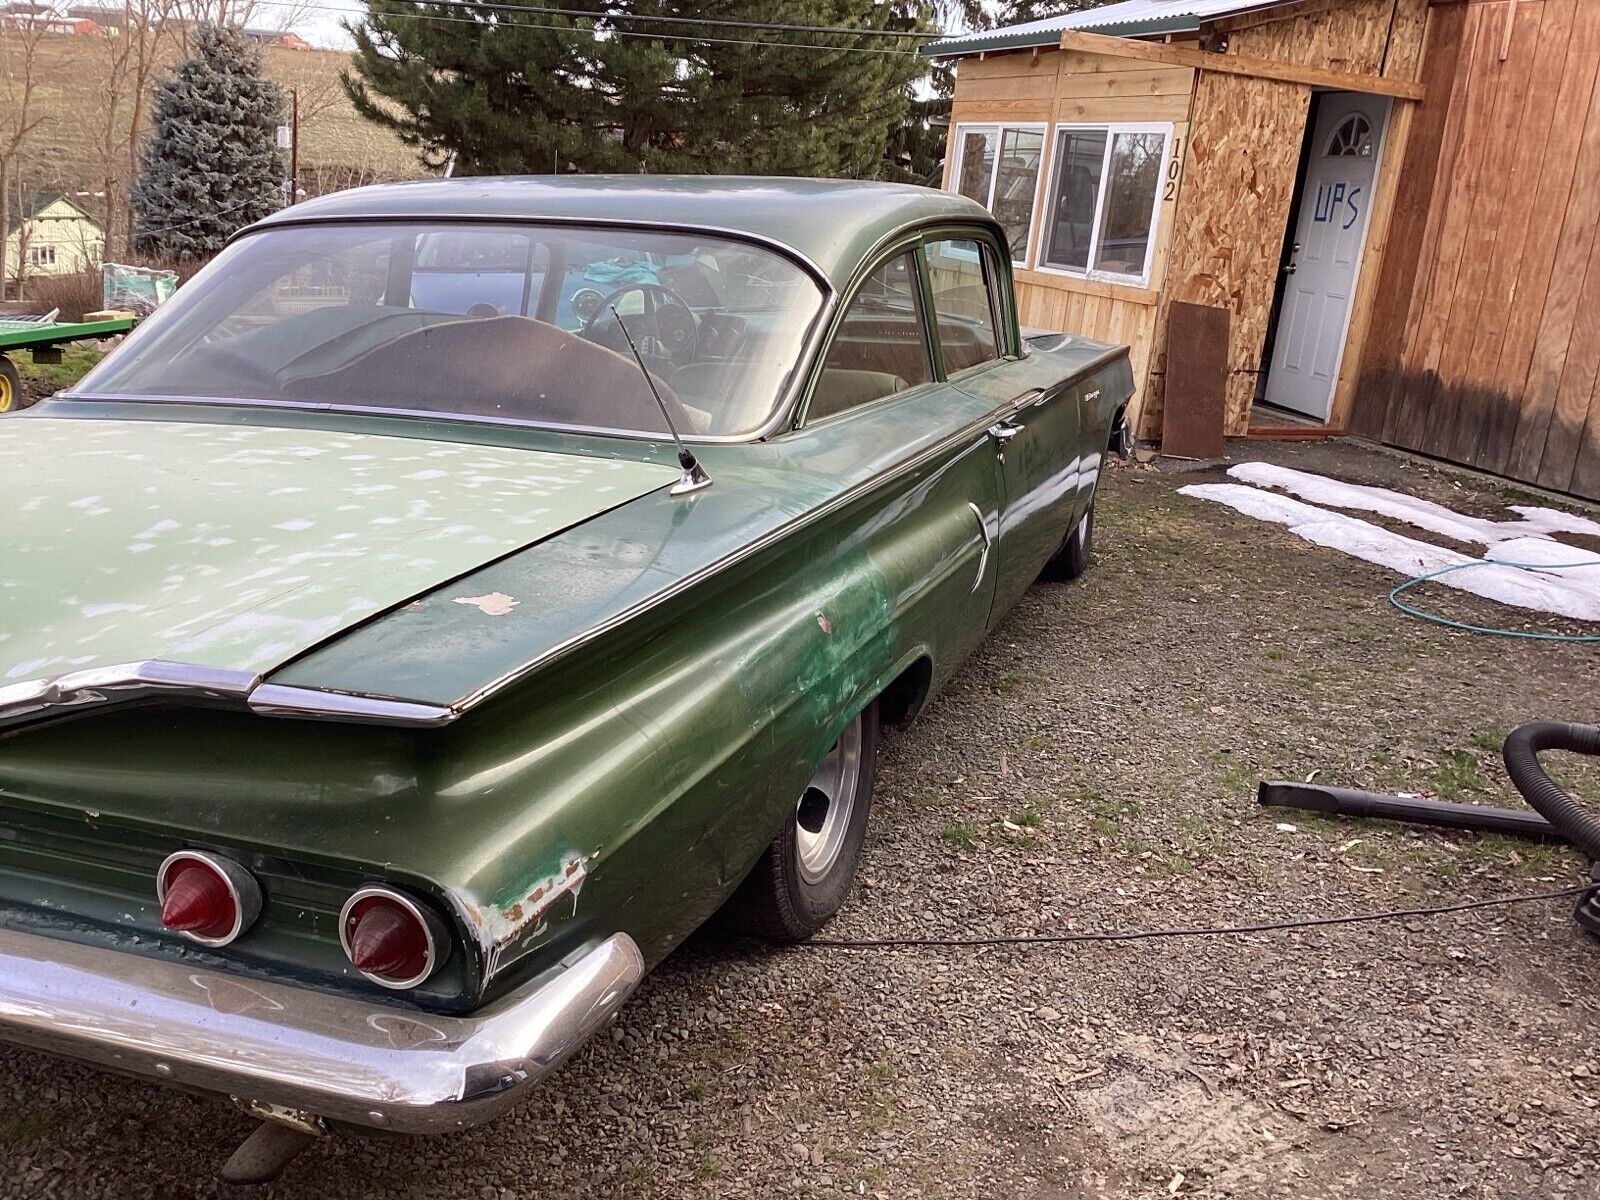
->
[1145,71,1310,437]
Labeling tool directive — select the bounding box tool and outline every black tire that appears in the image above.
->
[1039,500,1094,582]
[0,355,20,415]
[727,700,879,942]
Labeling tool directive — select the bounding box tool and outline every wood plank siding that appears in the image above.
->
[944,47,1195,427]
[1353,0,1600,500]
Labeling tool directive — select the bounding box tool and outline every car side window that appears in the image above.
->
[924,238,1004,375]
[808,252,933,422]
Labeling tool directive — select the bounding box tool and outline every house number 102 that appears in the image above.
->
[1163,136,1185,201]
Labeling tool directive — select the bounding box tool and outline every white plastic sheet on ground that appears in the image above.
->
[1225,461,1600,544]
[1179,476,1600,623]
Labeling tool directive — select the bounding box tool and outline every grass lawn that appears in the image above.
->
[13,345,103,393]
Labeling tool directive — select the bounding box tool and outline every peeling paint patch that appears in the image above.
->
[448,853,592,980]
[453,592,520,616]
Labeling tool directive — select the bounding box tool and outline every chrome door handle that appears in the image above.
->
[966,502,990,594]
[988,420,1022,442]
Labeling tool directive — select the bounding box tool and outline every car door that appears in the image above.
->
[797,248,1001,671]
[923,235,1081,623]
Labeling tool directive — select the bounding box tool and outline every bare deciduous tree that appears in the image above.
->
[0,8,52,300]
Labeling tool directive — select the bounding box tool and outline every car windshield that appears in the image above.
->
[75,222,825,439]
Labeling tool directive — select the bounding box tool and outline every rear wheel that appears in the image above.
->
[0,356,20,414]
[1039,501,1094,582]
[727,701,879,942]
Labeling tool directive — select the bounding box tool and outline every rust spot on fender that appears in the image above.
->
[447,853,591,980]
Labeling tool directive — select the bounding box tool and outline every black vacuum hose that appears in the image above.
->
[1502,721,1600,863]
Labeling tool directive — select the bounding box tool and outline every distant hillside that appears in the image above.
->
[6,31,427,204]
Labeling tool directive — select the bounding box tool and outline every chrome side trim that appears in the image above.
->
[966,502,991,594]
[453,346,1130,712]
[0,663,455,733]
[0,927,645,1134]
[246,684,456,727]
[0,661,256,732]
[456,404,1015,711]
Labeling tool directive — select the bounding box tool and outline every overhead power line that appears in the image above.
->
[357,0,945,40]
[254,0,929,55]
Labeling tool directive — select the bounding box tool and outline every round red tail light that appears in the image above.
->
[340,886,447,990]
[157,851,261,946]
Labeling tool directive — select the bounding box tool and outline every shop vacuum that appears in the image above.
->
[1261,721,1600,937]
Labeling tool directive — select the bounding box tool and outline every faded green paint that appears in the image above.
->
[0,185,1134,1018]
[0,416,676,682]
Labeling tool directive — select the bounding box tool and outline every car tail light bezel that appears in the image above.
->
[156,849,262,947]
[339,884,448,990]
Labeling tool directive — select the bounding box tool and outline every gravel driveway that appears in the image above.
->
[2,439,1598,1199]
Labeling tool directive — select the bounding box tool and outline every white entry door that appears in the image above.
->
[1265,93,1389,420]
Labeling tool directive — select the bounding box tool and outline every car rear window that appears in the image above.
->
[75,222,825,439]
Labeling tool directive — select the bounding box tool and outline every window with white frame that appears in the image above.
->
[1039,123,1171,285]
[28,244,56,268]
[950,123,1045,266]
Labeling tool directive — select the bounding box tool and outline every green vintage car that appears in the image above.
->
[0,177,1131,1178]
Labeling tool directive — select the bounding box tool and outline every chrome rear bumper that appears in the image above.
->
[0,926,643,1134]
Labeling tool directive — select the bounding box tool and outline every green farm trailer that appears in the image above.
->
[0,315,136,413]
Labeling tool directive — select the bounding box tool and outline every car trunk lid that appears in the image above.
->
[0,415,679,688]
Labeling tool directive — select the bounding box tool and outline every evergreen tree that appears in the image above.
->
[345,1,931,179]
[130,24,286,259]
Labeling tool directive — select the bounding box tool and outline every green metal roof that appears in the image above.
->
[246,176,998,294]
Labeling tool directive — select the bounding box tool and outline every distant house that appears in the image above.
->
[0,1,93,33]
[64,5,126,32]
[242,27,313,50]
[4,193,105,286]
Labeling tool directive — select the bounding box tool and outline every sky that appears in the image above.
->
[296,0,363,47]
[290,1,989,53]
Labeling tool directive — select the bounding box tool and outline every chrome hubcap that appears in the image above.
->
[795,713,864,884]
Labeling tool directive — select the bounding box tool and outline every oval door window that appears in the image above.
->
[1325,113,1373,158]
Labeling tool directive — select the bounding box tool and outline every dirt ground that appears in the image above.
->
[2,438,1598,1199]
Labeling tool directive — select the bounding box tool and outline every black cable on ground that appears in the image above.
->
[795,884,1597,950]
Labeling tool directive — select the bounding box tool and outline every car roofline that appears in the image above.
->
[227,211,837,299]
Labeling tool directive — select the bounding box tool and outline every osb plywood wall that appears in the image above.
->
[1140,0,1429,436]
[1353,0,1600,501]
[946,48,1195,429]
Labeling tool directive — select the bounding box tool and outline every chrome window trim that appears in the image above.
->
[230,213,838,444]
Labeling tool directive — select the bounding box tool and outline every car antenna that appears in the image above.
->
[610,305,712,497]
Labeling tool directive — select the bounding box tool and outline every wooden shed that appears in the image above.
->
[928,0,1600,501]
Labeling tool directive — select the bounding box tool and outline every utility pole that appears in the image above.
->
[290,87,299,204]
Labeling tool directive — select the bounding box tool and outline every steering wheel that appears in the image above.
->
[580,282,699,367]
